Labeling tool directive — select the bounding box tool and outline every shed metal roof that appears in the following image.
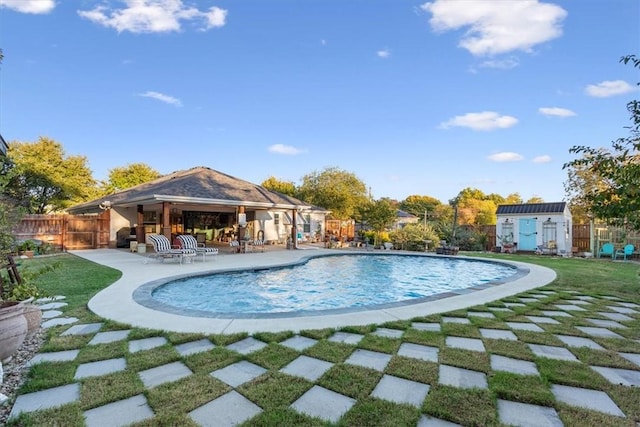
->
[496,202,567,215]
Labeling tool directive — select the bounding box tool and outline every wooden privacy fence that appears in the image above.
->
[13,212,110,251]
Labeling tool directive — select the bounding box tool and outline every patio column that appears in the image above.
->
[162,202,171,240]
[136,205,144,243]
[291,209,297,249]
[237,206,246,241]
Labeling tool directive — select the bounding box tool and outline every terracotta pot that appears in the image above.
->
[0,301,28,362]
[23,303,42,337]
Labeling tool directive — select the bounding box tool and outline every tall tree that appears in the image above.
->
[261,176,298,197]
[563,55,640,230]
[363,198,398,246]
[297,167,368,219]
[103,163,161,193]
[399,195,443,222]
[526,196,545,204]
[5,137,96,213]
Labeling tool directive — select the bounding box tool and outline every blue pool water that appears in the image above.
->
[150,254,518,315]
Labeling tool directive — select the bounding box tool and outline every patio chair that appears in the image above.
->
[229,240,241,253]
[177,234,219,262]
[253,239,265,252]
[597,243,615,259]
[146,234,195,264]
[613,244,635,261]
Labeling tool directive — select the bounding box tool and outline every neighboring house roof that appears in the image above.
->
[397,210,418,219]
[0,133,7,157]
[67,166,312,214]
[496,202,568,215]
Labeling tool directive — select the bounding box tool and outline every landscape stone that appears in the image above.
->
[445,336,485,352]
[84,394,154,427]
[527,344,578,361]
[372,328,404,339]
[442,317,470,324]
[497,399,563,427]
[226,337,268,355]
[397,342,439,362]
[61,323,103,336]
[438,365,487,389]
[175,338,215,356]
[575,326,624,339]
[189,391,262,427]
[370,374,430,407]
[345,349,392,372]
[417,415,462,426]
[591,366,640,387]
[554,335,604,350]
[88,330,131,345]
[290,385,355,423]
[597,312,633,322]
[506,322,544,332]
[280,335,318,351]
[211,361,267,387]
[586,318,627,329]
[41,317,79,328]
[525,316,560,324]
[74,358,127,379]
[479,328,517,341]
[28,350,80,366]
[328,331,364,345]
[128,336,168,353]
[411,322,441,332]
[138,361,192,388]
[41,310,63,319]
[490,355,539,376]
[280,355,334,381]
[551,384,625,417]
[9,383,80,419]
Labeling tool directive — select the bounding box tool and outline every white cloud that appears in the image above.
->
[439,111,518,131]
[77,0,227,34]
[268,144,304,155]
[420,0,567,56]
[538,107,576,117]
[532,155,552,163]
[321,39,327,46]
[377,49,391,58]
[585,80,635,98]
[478,57,520,70]
[0,0,55,14]
[138,91,182,107]
[488,152,524,162]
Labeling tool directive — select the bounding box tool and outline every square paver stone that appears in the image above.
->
[280,335,318,351]
[506,322,545,332]
[417,415,463,426]
[175,338,215,356]
[551,384,625,417]
[189,390,262,427]
[519,297,540,303]
[497,399,563,427]
[398,342,439,362]
[574,295,596,301]
[591,366,640,387]
[620,352,640,367]
[138,361,192,389]
[586,318,627,329]
[88,330,131,345]
[128,336,168,353]
[28,349,79,366]
[555,335,604,350]
[412,322,441,332]
[487,307,513,312]
[554,304,586,312]
[372,327,404,339]
[598,312,634,322]
[525,316,560,324]
[42,317,78,328]
[328,331,364,345]
[490,355,539,376]
[290,385,356,423]
[541,310,573,318]
[84,394,154,427]
[371,374,430,408]
[280,355,334,381]
[467,311,495,318]
[606,306,638,315]
[38,302,68,310]
[504,302,526,308]
[442,316,471,324]
[527,344,578,361]
[565,299,591,305]
[345,349,392,372]
[575,326,624,339]
[212,360,267,387]
[61,322,103,336]
[439,365,488,389]
[479,328,517,341]
[446,336,485,352]
[41,310,63,319]
[10,383,80,419]
[617,302,640,308]
[75,358,127,379]
[227,337,267,355]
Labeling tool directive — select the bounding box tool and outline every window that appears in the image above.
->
[303,215,311,233]
[274,213,279,225]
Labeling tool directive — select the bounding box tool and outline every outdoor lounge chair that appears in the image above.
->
[146,234,195,264]
[598,243,615,259]
[614,244,635,261]
[177,234,219,262]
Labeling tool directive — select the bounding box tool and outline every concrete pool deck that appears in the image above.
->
[74,248,556,334]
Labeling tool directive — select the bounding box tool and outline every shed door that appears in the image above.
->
[518,218,537,251]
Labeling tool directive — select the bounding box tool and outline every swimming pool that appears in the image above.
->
[139,254,521,318]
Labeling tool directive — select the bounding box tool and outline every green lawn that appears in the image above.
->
[6,253,640,426]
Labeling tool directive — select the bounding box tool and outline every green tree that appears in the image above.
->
[390,223,439,251]
[399,195,443,222]
[261,176,298,197]
[297,167,368,219]
[103,163,161,194]
[526,196,545,204]
[563,55,640,230]
[4,137,96,213]
[361,199,397,246]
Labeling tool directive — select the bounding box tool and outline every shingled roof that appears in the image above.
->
[0,133,8,157]
[67,166,310,213]
[496,202,568,215]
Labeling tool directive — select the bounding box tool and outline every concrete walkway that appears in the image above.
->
[74,248,556,334]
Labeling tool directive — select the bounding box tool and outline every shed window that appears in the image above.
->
[274,213,280,225]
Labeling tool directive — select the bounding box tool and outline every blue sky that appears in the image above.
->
[1,0,638,204]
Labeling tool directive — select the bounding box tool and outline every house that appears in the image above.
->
[495,202,572,255]
[0,133,8,157]
[393,210,419,230]
[66,166,327,248]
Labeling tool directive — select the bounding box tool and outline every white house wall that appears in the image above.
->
[496,213,572,254]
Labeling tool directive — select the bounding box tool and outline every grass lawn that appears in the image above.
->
[4,252,640,426]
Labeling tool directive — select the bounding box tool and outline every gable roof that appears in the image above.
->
[67,166,311,213]
[496,202,568,215]
[397,210,418,218]
[0,133,7,157]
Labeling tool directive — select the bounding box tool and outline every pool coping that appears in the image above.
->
[76,248,557,334]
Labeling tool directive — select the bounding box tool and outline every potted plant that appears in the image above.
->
[498,233,515,253]
[17,239,38,258]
